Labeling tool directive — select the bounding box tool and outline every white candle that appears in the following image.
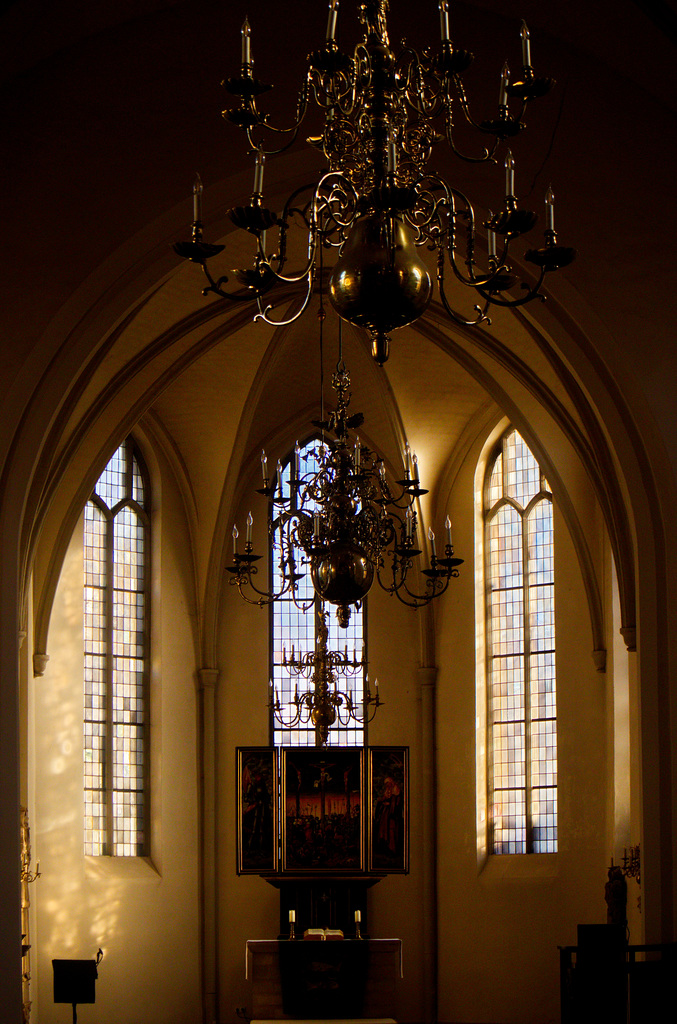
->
[505,150,515,197]
[261,449,268,484]
[499,62,510,107]
[326,0,339,43]
[387,137,398,175]
[192,174,203,223]
[520,20,532,68]
[439,0,450,43]
[412,453,420,482]
[246,511,253,543]
[445,515,452,547]
[428,527,436,558]
[241,17,251,65]
[253,149,265,194]
[487,212,497,258]
[232,524,238,553]
[545,185,555,231]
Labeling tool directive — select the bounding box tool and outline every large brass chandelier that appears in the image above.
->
[175,0,575,364]
[270,611,381,745]
[227,360,462,628]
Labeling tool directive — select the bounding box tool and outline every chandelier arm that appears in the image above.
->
[445,121,500,163]
[232,77,311,151]
[451,73,521,139]
[194,259,272,302]
[436,260,493,327]
[252,271,316,327]
[380,571,452,608]
[396,48,446,121]
[474,267,548,308]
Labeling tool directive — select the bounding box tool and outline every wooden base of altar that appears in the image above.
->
[246,939,402,1020]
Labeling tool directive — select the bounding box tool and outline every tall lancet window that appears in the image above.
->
[485,429,557,853]
[270,437,365,747]
[83,438,149,856]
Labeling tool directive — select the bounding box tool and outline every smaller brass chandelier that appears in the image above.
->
[270,611,381,746]
[227,361,463,627]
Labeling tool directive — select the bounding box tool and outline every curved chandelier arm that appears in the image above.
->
[196,255,275,303]
[225,554,307,607]
[223,63,311,155]
[437,272,492,327]
[253,269,317,327]
[451,72,528,139]
[375,547,462,608]
[474,267,548,309]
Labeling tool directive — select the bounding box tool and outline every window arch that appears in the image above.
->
[484,428,557,854]
[270,437,366,746]
[83,438,149,856]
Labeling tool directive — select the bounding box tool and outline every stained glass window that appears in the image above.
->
[84,438,149,856]
[271,438,365,747]
[485,429,557,853]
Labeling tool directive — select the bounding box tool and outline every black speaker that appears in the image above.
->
[53,959,98,1004]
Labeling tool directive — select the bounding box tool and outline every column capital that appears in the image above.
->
[197,667,219,692]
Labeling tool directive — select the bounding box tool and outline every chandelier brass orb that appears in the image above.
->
[328,212,433,361]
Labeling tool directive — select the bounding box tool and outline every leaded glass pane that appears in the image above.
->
[84,440,147,856]
[95,439,128,509]
[504,430,540,509]
[485,430,557,854]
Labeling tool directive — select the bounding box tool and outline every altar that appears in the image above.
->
[246,938,402,1020]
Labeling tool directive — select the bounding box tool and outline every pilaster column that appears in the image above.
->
[418,665,438,1024]
[197,668,219,1024]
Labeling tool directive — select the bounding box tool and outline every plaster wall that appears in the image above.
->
[434,431,613,1024]
[31,455,201,1024]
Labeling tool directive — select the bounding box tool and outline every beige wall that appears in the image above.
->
[31,450,201,1024]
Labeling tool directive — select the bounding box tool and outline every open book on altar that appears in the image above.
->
[303,928,344,940]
